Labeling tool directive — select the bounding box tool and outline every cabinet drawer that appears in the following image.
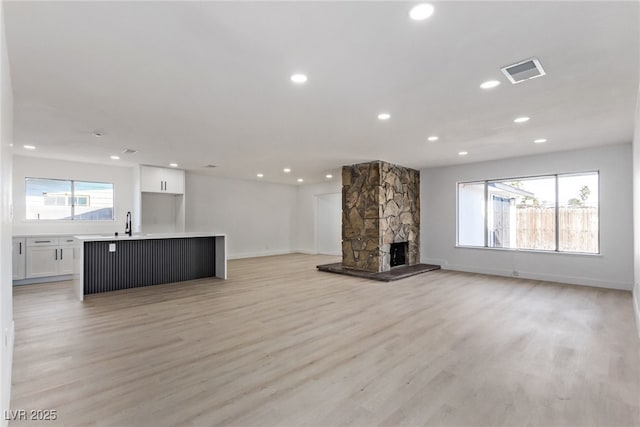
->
[27,237,59,246]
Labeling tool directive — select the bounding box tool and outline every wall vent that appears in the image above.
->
[501,57,545,84]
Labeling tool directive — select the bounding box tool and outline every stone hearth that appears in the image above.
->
[342,160,420,273]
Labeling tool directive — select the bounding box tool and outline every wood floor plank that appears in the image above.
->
[9,254,640,426]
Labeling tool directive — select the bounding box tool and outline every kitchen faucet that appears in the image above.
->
[125,211,132,236]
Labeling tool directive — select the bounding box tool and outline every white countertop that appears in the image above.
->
[73,232,225,241]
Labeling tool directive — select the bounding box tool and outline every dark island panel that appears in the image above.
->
[83,237,216,294]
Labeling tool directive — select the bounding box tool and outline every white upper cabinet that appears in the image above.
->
[140,166,164,193]
[163,168,185,194]
[140,166,185,194]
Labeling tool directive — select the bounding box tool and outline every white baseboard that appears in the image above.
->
[2,320,14,427]
[228,250,341,260]
[13,274,72,286]
[422,258,448,267]
[438,263,632,291]
[295,249,316,255]
[227,249,294,260]
[294,249,341,256]
[634,284,640,340]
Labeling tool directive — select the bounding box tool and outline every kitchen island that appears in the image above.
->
[73,233,226,301]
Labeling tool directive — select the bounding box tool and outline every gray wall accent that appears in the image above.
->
[83,237,216,294]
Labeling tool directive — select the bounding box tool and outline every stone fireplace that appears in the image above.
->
[342,160,420,273]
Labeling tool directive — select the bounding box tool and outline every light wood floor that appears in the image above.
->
[11,254,640,427]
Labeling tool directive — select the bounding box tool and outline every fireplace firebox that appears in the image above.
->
[390,242,408,268]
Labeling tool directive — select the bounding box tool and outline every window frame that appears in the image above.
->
[456,171,600,255]
[25,177,116,222]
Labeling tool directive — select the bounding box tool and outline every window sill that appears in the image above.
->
[23,219,116,222]
[454,245,601,257]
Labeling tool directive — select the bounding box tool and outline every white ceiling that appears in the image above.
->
[4,1,639,185]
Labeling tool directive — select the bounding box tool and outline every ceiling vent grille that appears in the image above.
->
[501,57,545,84]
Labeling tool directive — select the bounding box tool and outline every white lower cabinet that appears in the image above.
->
[26,245,59,278]
[12,238,26,280]
[16,236,76,281]
[58,244,75,275]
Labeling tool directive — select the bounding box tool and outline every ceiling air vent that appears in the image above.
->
[204,164,217,168]
[121,148,137,155]
[501,57,545,84]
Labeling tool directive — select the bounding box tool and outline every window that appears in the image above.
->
[26,178,114,221]
[457,172,598,254]
[457,182,485,246]
[558,173,599,253]
[489,176,556,251]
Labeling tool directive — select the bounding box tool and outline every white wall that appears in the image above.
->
[185,173,297,259]
[633,78,640,336]
[0,5,13,425]
[316,193,342,255]
[12,156,135,236]
[295,181,341,254]
[421,144,634,290]
[141,193,181,234]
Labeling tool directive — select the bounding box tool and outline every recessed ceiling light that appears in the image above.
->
[257,173,264,178]
[427,136,439,142]
[297,178,304,183]
[283,168,291,173]
[325,174,333,179]
[514,116,530,123]
[290,74,307,84]
[377,113,391,120]
[480,80,501,90]
[534,138,547,144]
[409,3,435,21]
[23,145,36,150]
[169,163,178,167]
[458,151,468,156]
[110,155,120,160]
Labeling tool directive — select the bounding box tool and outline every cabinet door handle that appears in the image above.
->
[160,180,163,191]
[55,249,58,260]
[19,242,22,255]
[60,249,63,260]
[35,240,51,243]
